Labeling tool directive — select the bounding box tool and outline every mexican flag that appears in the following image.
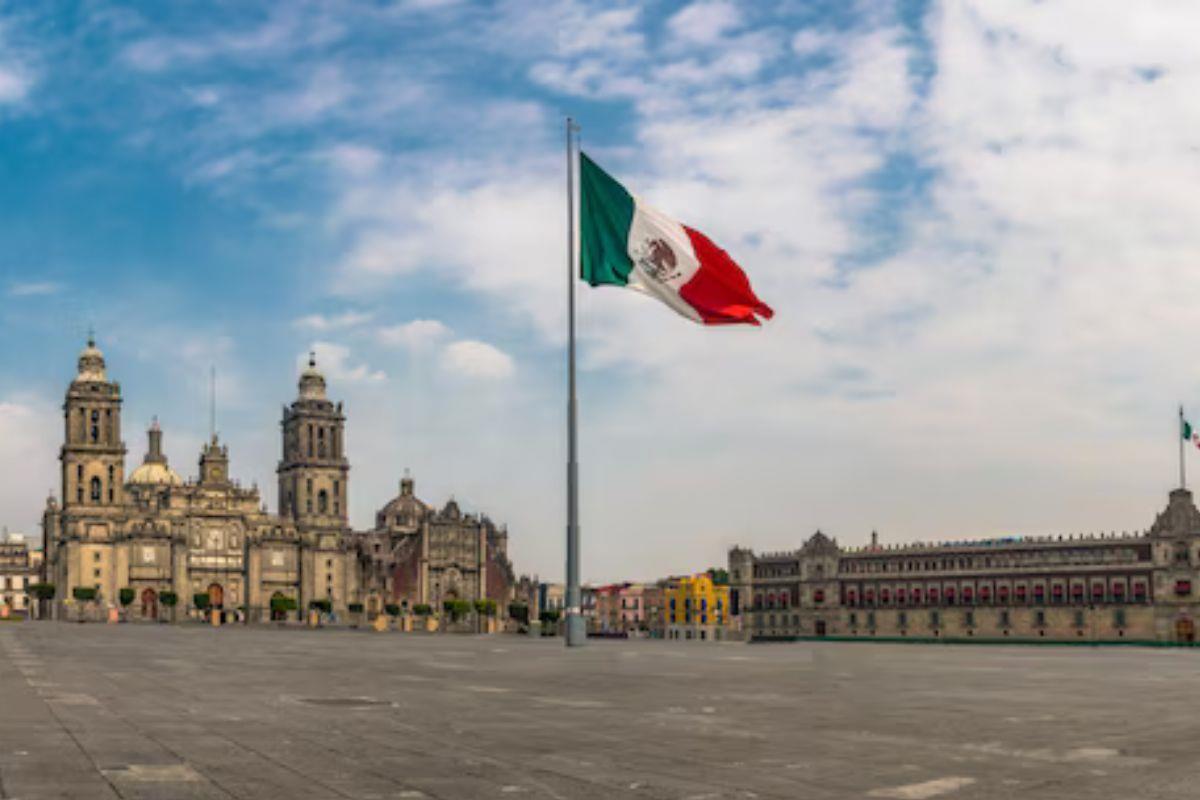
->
[1184,417,1200,449]
[580,152,774,326]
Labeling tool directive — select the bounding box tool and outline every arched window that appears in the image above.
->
[90,410,100,443]
[318,427,327,458]
[318,490,328,513]
[107,466,115,502]
[90,476,101,502]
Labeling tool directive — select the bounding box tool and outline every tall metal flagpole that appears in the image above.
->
[1181,405,1187,491]
[565,117,585,647]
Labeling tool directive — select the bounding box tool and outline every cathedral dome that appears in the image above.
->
[128,462,183,487]
[298,351,327,400]
[75,335,108,383]
[128,419,182,486]
[376,475,428,528]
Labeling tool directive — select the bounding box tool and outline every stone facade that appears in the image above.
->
[40,338,516,623]
[730,489,1200,644]
[356,475,516,616]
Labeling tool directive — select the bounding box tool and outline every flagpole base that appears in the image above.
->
[565,613,586,647]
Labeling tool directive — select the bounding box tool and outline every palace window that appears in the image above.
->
[867,611,875,630]
[90,476,101,502]
[1112,583,1125,601]
[1175,580,1191,596]
[318,427,327,458]
[1015,585,1027,602]
[1033,585,1045,603]
[998,586,1010,602]
[928,588,939,604]
[848,612,857,628]
[929,611,940,628]
[1133,582,1147,601]
[813,589,824,603]
[944,587,955,606]
[980,586,991,603]
[1114,608,1127,628]
[318,490,328,514]
[1072,584,1084,601]
[964,611,974,628]
[1000,610,1010,627]
[1035,610,1046,627]
[107,466,115,502]
[90,410,99,443]
[1092,584,1105,601]
[1074,610,1085,628]
[962,587,973,604]
[897,611,907,628]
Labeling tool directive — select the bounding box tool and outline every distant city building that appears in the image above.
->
[665,573,731,641]
[538,582,565,617]
[0,533,35,614]
[40,338,517,623]
[595,583,651,635]
[730,489,1200,643]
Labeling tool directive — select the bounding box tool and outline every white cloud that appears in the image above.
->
[0,65,29,104]
[667,2,742,46]
[441,340,515,380]
[377,319,451,352]
[7,281,61,297]
[303,341,386,383]
[0,396,59,540]
[293,311,373,332]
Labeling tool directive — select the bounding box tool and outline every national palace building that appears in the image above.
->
[729,487,1200,644]
[41,337,516,622]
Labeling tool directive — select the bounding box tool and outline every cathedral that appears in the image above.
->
[41,337,516,622]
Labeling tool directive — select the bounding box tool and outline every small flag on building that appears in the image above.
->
[579,152,773,326]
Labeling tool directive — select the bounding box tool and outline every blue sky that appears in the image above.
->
[3,1,1200,581]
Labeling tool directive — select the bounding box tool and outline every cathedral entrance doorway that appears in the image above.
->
[1176,616,1195,644]
[140,588,158,620]
[208,583,225,623]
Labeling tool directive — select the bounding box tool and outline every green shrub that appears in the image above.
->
[193,593,210,610]
[28,583,55,601]
[443,599,472,621]
[72,586,97,602]
[384,603,401,617]
[159,591,178,607]
[270,595,297,613]
[348,602,364,613]
[308,599,332,613]
[474,598,497,616]
[540,609,561,624]
[413,603,432,616]
[508,602,530,624]
[119,588,135,606]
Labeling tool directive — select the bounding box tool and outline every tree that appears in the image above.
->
[384,603,401,617]
[193,593,210,610]
[72,587,97,602]
[29,583,55,601]
[159,591,178,607]
[348,602,364,614]
[119,588,135,607]
[309,599,332,614]
[540,609,561,624]
[412,603,432,617]
[707,568,730,586]
[508,602,530,624]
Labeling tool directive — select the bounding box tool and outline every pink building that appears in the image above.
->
[595,583,649,634]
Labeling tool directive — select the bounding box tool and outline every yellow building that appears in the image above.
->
[665,574,730,641]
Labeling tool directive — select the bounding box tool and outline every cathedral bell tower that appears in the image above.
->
[60,335,127,509]
[277,352,349,530]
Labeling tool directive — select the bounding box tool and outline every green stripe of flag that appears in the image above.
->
[580,152,635,287]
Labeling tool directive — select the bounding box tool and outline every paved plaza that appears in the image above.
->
[1,625,1199,799]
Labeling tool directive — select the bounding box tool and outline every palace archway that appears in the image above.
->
[140,588,158,620]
